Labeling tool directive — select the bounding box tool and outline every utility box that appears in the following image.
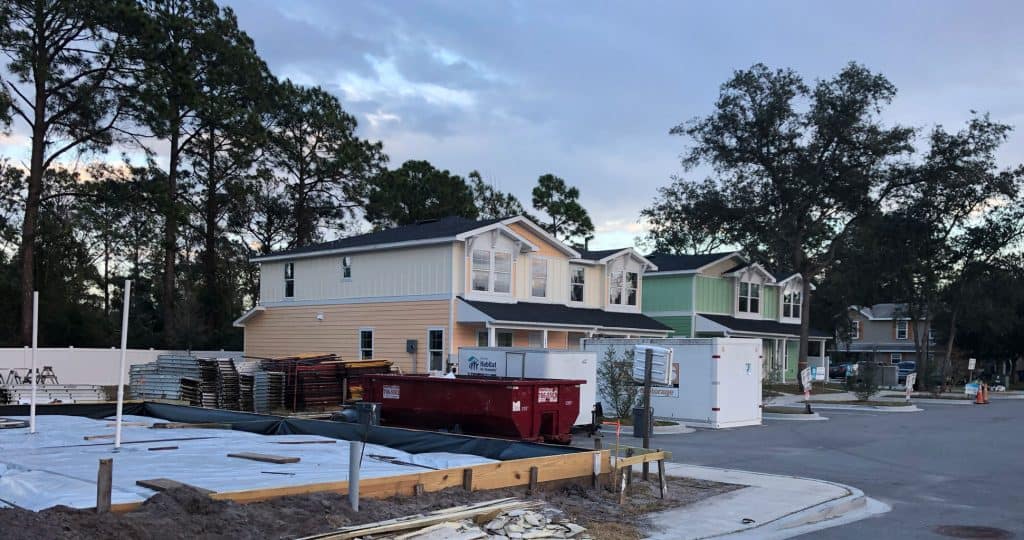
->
[584,338,762,429]
[457,347,597,426]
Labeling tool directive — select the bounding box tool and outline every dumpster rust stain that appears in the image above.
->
[933,525,1014,539]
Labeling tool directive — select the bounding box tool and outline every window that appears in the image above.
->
[570,265,585,302]
[896,320,908,340]
[531,258,548,297]
[428,329,444,371]
[477,330,514,347]
[471,249,512,294]
[359,329,373,360]
[471,250,490,292]
[608,270,623,304]
[494,252,511,293]
[890,352,902,365]
[851,320,860,339]
[783,292,802,318]
[341,256,352,279]
[625,272,638,306]
[738,282,760,313]
[284,262,295,298]
[928,328,936,343]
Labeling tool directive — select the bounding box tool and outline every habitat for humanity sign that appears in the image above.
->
[465,355,499,375]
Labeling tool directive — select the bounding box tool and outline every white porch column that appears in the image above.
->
[488,326,496,347]
[781,338,787,382]
[541,329,548,348]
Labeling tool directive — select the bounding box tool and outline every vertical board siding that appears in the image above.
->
[642,275,694,313]
[259,245,453,304]
[762,287,779,320]
[695,276,733,314]
[653,315,693,338]
[243,300,450,373]
[786,340,799,380]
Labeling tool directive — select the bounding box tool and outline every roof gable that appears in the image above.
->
[645,251,742,273]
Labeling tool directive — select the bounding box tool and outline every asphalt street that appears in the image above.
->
[618,400,1024,539]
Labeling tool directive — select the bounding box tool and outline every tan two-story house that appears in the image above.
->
[234,216,672,372]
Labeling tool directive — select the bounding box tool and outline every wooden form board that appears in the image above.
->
[614,450,671,469]
[227,452,300,464]
[209,450,611,505]
[136,478,213,495]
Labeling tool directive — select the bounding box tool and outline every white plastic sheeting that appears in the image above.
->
[0,415,495,511]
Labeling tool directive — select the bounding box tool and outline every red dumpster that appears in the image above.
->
[357,374,584,444]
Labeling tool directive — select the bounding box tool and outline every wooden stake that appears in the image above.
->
[413,483,424,496]
[462,468,473,492]
[658,459,668,499]
[625,448,634,487]
[642,347,653,481]
[96,458,112,513]
[527,466,538,494]
[618,468,627,505]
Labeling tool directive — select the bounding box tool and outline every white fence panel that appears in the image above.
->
[0,348,241,386]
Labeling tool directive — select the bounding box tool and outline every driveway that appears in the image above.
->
[610,399,1024,538]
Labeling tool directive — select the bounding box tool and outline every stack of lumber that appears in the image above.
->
[259,355,392,411]
[129,354,201,401]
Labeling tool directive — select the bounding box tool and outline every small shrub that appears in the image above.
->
[597,346,640,419]
[844,361,879,401]
[762,367,785,405]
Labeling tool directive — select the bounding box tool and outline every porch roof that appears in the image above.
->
[696,313,830,339]
[458,298,672,333]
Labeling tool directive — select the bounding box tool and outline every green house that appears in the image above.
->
[642,252,830,382]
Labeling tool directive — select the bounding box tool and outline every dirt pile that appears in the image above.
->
[0,476,738,540]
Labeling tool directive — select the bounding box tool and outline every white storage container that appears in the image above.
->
[583,338,762,429]
[457,347,598,426]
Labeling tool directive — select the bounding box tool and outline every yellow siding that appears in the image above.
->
[243,300,450,373]
[506,222,567,259]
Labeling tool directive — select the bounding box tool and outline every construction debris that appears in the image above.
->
[130,354,286,412]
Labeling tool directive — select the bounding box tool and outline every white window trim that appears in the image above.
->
[782,291,801,321]
[427,327,446,371]
[624,271,639,307]
[736,280,761,318]
[851,320,861,340]
[497,330,514,347]
[359,327,374,360]
[896,320,909,340]
[469,248,514,301]
[341,256,352,281]
[531,256,549,298]
[284,262,295,299]
[569,264,586,304]
[890,352,902,364]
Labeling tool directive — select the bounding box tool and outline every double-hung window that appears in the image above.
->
[284,262,295,298]
[890,352,902,364]
[531,258,548,298]
[896,320,909,340]
[738,282,760,313]
[428,329,444,371]
[472,249,511,294]
[608,270,623,304]
[851,320,861,339]
[359,329,373,360]
[783,292,801,318]
[570,265,585,302]
[341,256,352,280]
[625,272,638,306]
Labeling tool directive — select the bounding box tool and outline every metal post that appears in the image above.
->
[349,440,362,511]
[642,347,653,480]
[29,291,38,434]
[114,280,132,451]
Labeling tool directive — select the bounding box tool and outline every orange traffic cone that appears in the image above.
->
[974,384,985,405]
[983,383,990,404]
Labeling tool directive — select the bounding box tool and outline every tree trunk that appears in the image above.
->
[161,128,181,347]
[797,277,812,388]
[19,11,49,345]
[943,309,958,387]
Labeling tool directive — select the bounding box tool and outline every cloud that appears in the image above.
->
[338,55,477,109]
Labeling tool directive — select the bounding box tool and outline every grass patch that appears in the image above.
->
[881,393,971,400]
[767,383,846,395]
[805,400,912,407]
[601,417,679,427]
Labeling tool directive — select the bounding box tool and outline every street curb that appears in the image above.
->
[650,466,876,539]
[805,403,922,412]
[763,412,828,421]
[600,422,695,435]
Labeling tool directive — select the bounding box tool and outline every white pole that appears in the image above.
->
[29,291,38,434]
[114,280,132,450]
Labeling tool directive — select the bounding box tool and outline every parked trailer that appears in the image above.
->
[357,374,584,443]
[456,347,597,426]
[583,338,762,429]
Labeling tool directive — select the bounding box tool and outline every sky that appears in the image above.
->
[4,1,1024,250]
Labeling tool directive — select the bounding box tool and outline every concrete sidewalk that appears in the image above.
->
[645,463,886,539]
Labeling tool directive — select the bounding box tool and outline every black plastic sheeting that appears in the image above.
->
[0,402,582,461]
